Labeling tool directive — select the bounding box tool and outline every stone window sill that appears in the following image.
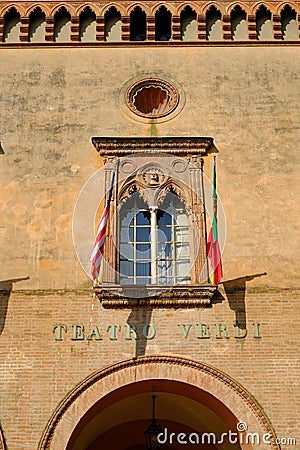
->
[94,284,217,308]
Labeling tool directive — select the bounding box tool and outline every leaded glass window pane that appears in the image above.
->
[119,192,190,285]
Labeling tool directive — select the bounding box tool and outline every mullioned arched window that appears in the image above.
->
[119,191,190,285]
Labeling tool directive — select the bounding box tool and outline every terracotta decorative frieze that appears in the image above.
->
[1,1,299,45]
[94,284,216,308]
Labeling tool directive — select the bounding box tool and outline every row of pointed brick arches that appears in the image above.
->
[1,4,299,43]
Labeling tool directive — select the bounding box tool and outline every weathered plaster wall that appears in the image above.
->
[0,46,299,289]
[0,45,299,450]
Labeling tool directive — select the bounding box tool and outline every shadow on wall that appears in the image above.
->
[0,421,7,450]
[216,272,267,329]
[0,277,29,335]
[127,306,153,358]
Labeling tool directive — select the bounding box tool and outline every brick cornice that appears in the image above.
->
[1,1,300,16]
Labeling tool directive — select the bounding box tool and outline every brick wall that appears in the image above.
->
[0,288,299,448]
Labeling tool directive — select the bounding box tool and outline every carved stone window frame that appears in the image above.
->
[91,136,218,307]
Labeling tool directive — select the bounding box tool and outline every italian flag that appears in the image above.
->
[207,157,223,285]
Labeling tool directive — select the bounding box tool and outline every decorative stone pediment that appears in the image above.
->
[91,136,217,162]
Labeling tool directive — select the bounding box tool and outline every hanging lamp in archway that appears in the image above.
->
[144,394,163,449]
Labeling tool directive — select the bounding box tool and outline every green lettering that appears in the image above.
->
[106,324,121,340]
[87,325,102,341]
[234,322,247,339]
[253,322,261,338]
[142,324,156,340]
[126,324,138,340]
[53,324,67,341]
[197,323,210,339]
[178,324,192,339]
[71,324,84,340]
[216,324,230,339]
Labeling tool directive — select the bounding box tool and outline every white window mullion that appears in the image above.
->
[149,206,158,284]
[133,203,137,284]
[171,200,176,284]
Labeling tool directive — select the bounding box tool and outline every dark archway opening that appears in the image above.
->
[155,6,172,41]
[67,379,243,450]
[130,7,146,41]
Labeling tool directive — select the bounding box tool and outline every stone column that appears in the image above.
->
[273,14,282,40]
[172,15,181,40]
[45,16,54,42]
[122,16,130,41]
[189,158,206,284]
[0,17,4,42]
[222,14,231,40]
[96,16,105,41]
[20,17,29,42]
[70,16,79,42]
[147,16,155,41]
[198,14,206,40]
[248,14,257,40]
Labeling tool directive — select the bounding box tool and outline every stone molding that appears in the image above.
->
[91,136,216,161]
[94,284,216,308]
[38,355,280,450]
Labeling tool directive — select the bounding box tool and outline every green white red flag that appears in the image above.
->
[206,157,223,285]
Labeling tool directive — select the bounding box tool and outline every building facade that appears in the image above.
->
[0,1,299,449]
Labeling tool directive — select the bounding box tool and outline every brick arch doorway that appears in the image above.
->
[67,379,239,450]
[38,356,279,450]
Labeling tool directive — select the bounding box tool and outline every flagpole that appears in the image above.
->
[206,155,223,285]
